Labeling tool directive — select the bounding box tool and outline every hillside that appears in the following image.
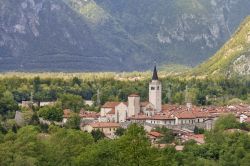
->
[1,0,250,71]
[191,16,250,78]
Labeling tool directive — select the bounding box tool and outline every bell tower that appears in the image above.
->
[149,65,162,112]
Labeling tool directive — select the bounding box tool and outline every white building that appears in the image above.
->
[149,66,162,112]
[99,66,162,123]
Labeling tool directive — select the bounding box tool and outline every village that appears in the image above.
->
[15,66,250,150]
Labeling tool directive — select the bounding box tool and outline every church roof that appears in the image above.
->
[152,65,158,80]
[129,94,140,97]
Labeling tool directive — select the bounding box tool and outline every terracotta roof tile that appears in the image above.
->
[102,102,121,108]
[149,131,163,137]
[89,122,120,128]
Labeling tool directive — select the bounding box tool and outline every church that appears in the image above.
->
[99,66,163,123]
[99,66,211,128]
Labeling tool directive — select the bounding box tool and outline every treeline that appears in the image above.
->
[0,76,249,117]
[0,115,250,166]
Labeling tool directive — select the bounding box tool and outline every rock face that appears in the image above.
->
[1,0,250,71]
[247,32,250,43]
[233,54,250,75]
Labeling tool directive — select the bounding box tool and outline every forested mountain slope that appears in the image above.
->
[1,0,250,71]
[192,16,250,78]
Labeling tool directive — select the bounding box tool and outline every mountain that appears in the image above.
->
[1,0,250,71]
[191,16,250,78]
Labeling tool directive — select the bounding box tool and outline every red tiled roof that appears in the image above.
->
[107,108,116,115]
[102,102,121,108]
[192,111,209,118]
[128,115,149,120]
[89,122,120,128]
[79,110,100,119]
[176,111,196,119]
[63,109,72,118]
[149,131,163,137]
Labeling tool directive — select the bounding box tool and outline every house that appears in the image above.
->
[62,109,73,124]
[85,100,94,106]
[181,134,205,145]
[148,131,163,143]
[79,109,99,120]
[83,122,120,138]
[39,101,55,107]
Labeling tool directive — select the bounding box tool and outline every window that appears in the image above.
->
[151,87,155,90]
[157,86,159,90]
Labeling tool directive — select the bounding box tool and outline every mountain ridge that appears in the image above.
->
[1,0,250,71]
[191,16,250,78]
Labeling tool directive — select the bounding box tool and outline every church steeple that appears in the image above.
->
[149,65,162,112]
[152,65,158,80]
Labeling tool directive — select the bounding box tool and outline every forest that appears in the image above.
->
[0,115,250,166]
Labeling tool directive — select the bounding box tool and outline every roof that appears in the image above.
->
[102,102,121,108]
[129,94,140,97]
[151,114,175,120]
[149,131,163,138]
[79,110,100,119]
[152,65,159,80]
[128,115,149,120]
[89,122,120,128]
[106,108,115,115]
[176,111,196,119]
[63,109,72,118]
[244,117,250,123]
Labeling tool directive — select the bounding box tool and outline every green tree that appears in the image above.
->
[155,126,175,143]
[214,114,240,131]
[65,114,80,130]
[0,91,18,117]
[38,105,63,122]
[91,129,105,142]
[58,94,84,112]
[117,124,157,166]
[115,127,126,136]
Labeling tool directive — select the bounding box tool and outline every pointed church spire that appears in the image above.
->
[152,65,158,80]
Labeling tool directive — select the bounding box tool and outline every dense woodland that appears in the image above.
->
[0,115,250,166]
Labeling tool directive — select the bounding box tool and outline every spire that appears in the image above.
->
[152,65,158,80]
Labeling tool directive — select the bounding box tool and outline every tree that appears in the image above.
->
[72,77,82,86]
[38,105,63,122]
[58,94,84,112]
[117,124,156,166]
[91,129,105,142]
[115,127,126,136]
[155,126,175,143]
[194,126,205,134]
[44,128,94,165]
[65,114,80,130]
[33,76,41,93]
[214,114,240,131]
[0,91,18,117]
